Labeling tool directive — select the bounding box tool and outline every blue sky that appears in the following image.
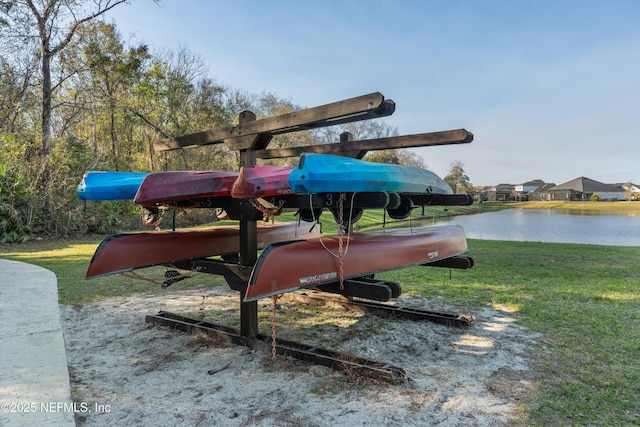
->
[105,0,639,186]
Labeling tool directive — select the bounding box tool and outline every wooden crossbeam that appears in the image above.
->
[254,129,474,159]
[153,92,394,152]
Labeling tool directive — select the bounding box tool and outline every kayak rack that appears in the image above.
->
[145,311,408,385]
[140,192,474,220]
[291,289,475,328]
[349,299,474,327]
[313,256,475,306]
[153,92,474,340]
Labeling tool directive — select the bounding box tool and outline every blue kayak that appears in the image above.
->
[77,171,149,201]
[288,153,453,194]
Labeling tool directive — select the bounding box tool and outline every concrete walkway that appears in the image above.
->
[0,259,75,427]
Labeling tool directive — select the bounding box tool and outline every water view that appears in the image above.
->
[440,209,640,247]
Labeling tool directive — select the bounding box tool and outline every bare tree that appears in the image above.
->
[0,56,36,133]
[2,0,128,232]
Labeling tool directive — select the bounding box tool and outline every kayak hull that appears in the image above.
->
[245,224,468,301]
[86,222,320,278]
[77,171,148,201]
[231,165,293,198]
[134,171,239,206]
[288,153,453,194]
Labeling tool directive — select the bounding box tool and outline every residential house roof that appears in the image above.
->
[547,177,623,193]
[494,184,514,191]
[521,179,546,187]
[529,183,556,193]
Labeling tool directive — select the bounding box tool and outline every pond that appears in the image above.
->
[440,209,640,247]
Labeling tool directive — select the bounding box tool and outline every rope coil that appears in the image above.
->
[249,198,285,220]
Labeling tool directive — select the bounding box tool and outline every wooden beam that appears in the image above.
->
[254,129,474,159]
[153,92,394,152]
[238,111,259,338]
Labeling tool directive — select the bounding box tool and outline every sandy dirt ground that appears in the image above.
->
[60,285,540,426]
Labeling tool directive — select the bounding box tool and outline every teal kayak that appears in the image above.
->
[288,153,452,194]
[77,171,149,201]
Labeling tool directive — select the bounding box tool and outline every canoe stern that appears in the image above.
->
[244,224,468,301]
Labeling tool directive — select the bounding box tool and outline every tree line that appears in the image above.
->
[0,1,470,242]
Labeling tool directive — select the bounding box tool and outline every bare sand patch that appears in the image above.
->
[61,286,539,426]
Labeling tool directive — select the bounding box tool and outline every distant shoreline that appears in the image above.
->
[480,200,640,214]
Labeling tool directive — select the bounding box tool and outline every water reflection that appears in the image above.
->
[442,209,640,247]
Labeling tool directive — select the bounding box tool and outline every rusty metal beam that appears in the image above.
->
[145,311,408,385]
[290,292,475,327]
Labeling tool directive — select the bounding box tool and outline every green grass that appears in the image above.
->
[497,200,640,214]
[379,240,640,426]
[1,205,638,425]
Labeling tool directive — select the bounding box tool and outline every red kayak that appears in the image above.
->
[244,225,468,301]
[86,222,320,278]
[134,170,239,206]
[231,165,293,198]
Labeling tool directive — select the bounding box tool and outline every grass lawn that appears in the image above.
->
[380,239,639,425]
[496,200,640,214]
[1,204,638,425]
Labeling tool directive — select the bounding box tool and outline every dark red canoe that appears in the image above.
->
[231,165,293,198]
[244,225,468,301]
[133,170,239,206]
[86,222,320,278]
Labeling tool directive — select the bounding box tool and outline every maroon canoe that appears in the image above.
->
[86,222,320,278]
[231,165,293,198]
[244,225,468,301]
[134,170,239,206]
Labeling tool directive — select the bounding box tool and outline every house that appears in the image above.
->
[542,177,627,201]
[528,183,557,201]
[514,179,545,194]
[483,179,549,201]
[482,177,637,202]
[514,179,546,201]
[484,183,515,201]
[620,183,640,201]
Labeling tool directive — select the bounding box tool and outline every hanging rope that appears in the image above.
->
[120,270,192,288]
[307,193,359,291]
[271,294,282,361]
[309,193,356,259]
[337,193,346,290]
[121,271,163,285]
